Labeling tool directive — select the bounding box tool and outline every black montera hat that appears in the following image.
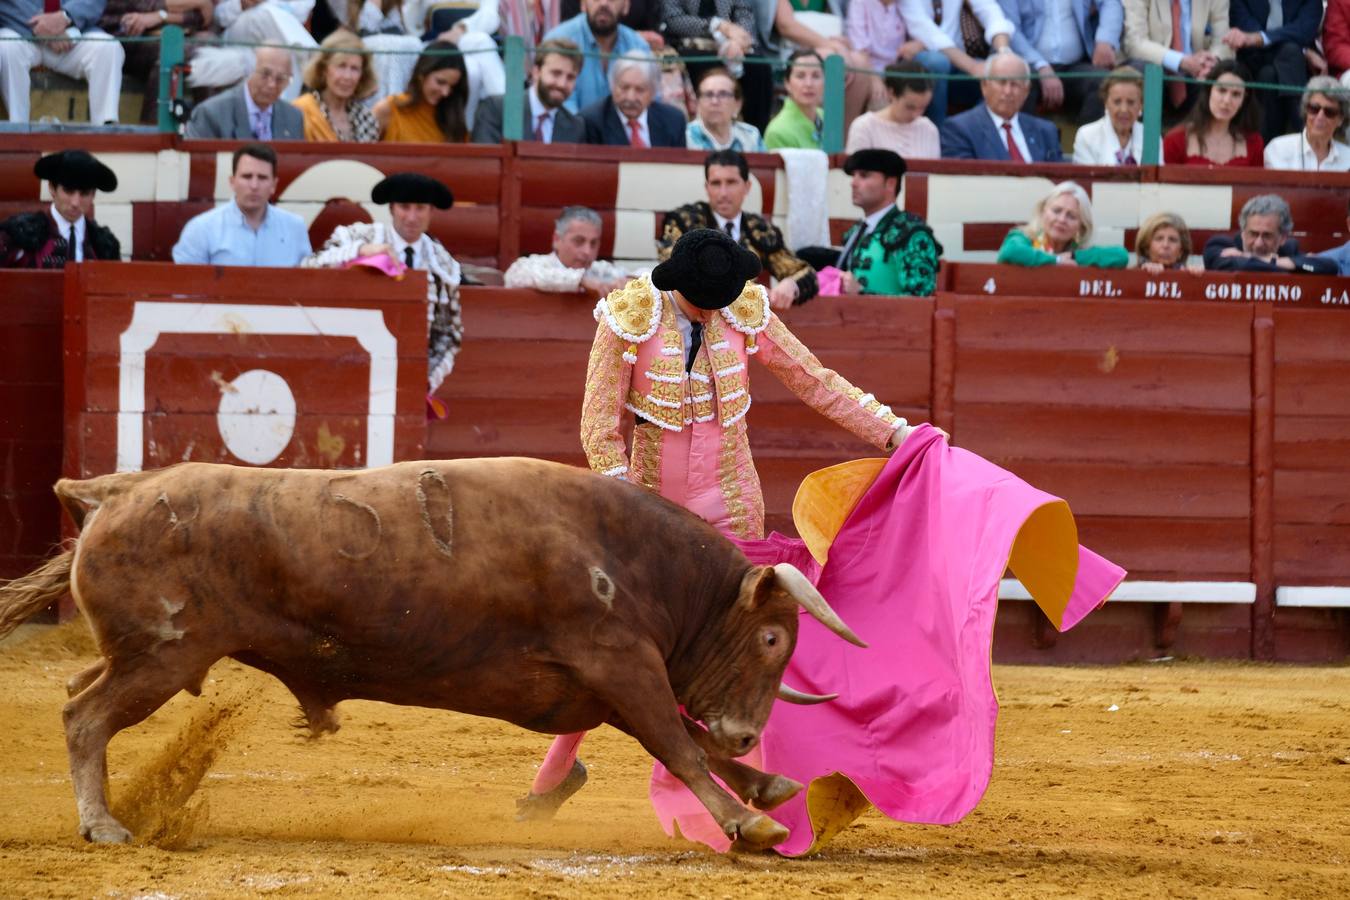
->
[843,148,906,180]
[371,172,454,209]
[34,150,118,193]
[650,227,762,310]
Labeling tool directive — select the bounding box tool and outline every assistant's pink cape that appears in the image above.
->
[648,425,1125,855]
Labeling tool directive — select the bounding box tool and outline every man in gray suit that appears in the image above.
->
[472,39,586,144]
[185,46,304,140]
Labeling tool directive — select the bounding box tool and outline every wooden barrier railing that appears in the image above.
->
[3,136,1350,271]
[3,261,1346,660]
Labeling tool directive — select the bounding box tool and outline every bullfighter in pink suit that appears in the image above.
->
[516,228,917,818]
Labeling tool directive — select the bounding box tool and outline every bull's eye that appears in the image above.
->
[764,632,778,647]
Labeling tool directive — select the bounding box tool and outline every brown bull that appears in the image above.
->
[0,457,864,848]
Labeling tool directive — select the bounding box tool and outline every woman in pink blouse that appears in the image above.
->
[845,59,940,158]
[846,0,924,71]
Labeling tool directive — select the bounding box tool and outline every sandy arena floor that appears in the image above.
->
[0,623,1346,899]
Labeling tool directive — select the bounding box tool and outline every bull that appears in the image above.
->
[0,457,864,848]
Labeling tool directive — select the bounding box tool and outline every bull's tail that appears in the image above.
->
[0,548,74,640]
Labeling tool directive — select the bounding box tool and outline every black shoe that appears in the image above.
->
[514,759,588,822]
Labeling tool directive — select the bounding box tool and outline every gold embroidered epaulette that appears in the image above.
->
[594,277,663,355]
[720,281,771,353]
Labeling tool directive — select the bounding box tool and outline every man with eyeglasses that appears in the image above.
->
[185,45,304,140]
[1202,193,1338,275]
[658,150,816,309]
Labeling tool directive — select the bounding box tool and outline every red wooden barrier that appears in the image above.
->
[6,252,1348,659]
[0,272,64,592]
[63,263,428,477]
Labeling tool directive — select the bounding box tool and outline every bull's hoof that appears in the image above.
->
[81,820,132,844]
[734,813,789,850]
[515,760,588,822]
[753,775,803,811]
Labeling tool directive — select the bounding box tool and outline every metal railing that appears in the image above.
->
[4,27,1318,162]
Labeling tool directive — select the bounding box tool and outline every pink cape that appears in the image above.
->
[648,425,1125,855]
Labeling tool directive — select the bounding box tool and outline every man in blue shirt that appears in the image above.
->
[1315,199,1350,276]
[173,144,311,267]
[543,0,650,113]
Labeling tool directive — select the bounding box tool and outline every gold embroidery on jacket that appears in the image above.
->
[580,323,633,476]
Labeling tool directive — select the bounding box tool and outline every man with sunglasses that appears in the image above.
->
[185,45,304,140]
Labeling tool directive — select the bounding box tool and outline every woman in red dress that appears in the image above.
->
[1162,60,1264,167]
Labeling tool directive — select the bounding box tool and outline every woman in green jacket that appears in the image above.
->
[996,181,1129,269]
[764,50,826,150]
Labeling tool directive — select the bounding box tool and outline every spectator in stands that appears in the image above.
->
[659,150,818,307]
[769,0,881,130]
[846,59,939,158]
[544,0,650,113]
[1134,211,1203,273]
[1162,60,1264,166]
[848,0,921,72]
[185,46,304,140]
[101,0,212,123]
[173,144,311,267]
[1203,193,1339,274]
[895,0,1015,128]
[764,49,827,149]
[940,52,1065,161]
[0,150,121,268]
[502,0,566,49]
[1264,77,1350,171]
[996,181,1128,268]
[1224,0,1320,142]
[561,0,664,46]
[1325,0,1350,85]
[292,30,381,142]
[0,0,125,124]
[375,47,470,142]
[321,0,502,126]
[997,0,1123,125]
[473,38,586,143]
[1122,0,1231,111]
[504,206,629,294]
[661,0,775,132]
[685,66,765,151]
[303,172,463,393]
[836,149,943,297]
[1073,66,1162,165]
[580,50,686,146]
[1314,198,1350,275]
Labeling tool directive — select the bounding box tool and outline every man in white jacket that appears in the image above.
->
[504,206,629,296]
[303,172,464,396]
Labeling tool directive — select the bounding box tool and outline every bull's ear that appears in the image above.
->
[737,565,777,610]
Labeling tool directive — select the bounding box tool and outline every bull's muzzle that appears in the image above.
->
[706,716,761,756]
[772,564,868,648]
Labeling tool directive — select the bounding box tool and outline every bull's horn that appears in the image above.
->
[772,563,868,648]
[778,684,839,705]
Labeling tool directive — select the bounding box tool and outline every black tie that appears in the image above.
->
[686,322,703,372]
[840,220,866,270]
[404,246,415,270]
[724,219,735,240]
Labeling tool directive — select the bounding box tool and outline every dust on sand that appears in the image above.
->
[0,623,1347,899]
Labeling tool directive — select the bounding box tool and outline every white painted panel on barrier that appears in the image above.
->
[612,209,658,260]
[926,175,1055,226]
[1139,183,1233,229]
